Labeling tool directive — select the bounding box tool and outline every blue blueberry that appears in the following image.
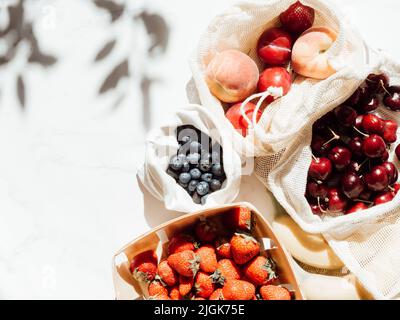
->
[187,153,200,165]
[190,168,201,180]
[169,155,182,171]
[211,163,223,176]
[210,179,222,191]
[179,172,191,184]
[196,181,209,196]
[192,192,201,204]
[201,173,213,183]
[188,180,199,192]
[181,161,190,172]
[199,160,212,172]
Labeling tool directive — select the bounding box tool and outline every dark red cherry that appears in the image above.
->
[341,172,364,199]
[383,86,400,112]
[306,181,329,198]
[308,157,332,181]
[328,146,352,170]
[381,161,398,185]
[383,120,398,143]
[364,165,389,191]
[362,114,384,135]
[392,183,400,196]
[346,160,366,174]
[358,95,379,113]
[309,200,327,216]
[313,111,335,134]
[344,87,361,106]
[311,135,332,155]
[366,73,389,94]
[359,189,373,201]
[346,202,368,214]
[362,134,386,158]
[348,136,363,158]
[354,115,364,131]
[334,105,357,127]
[327,188,348,212]
[396,144,400,161]
[373,191,394,205]
[326,173,341,188]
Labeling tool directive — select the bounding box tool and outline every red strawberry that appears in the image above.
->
[168,234,197,255]
[179,275,194,296]
[260,285,291,300]
[148,280,168,297]
[196,245,218,273]
[227,206,252,231]
[167,250,200,277]
[195,219,217,242]
[130,250,158,283]
[211,259,241,285]
[215,237,232,259]
[222,280,255,300]
[243,256,277,286]
[280,1,315,35]
[157,260,178,286]
[194,271,215,299]
[169,286,182,300]
[149,294,171,300]
[230,233,260,265]
[209,288,224,300]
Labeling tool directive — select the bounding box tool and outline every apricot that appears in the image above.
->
[205,49,259,103]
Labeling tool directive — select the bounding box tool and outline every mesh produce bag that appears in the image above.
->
[255,52,400,299]
[138,104,242,213]
[189,0,367,158]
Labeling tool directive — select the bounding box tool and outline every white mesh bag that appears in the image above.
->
[138,104,242,213]
[255,51,400,299]
[189,0,367,158]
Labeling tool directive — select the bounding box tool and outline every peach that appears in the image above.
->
[205,49,259,103]
[291,27,338,80]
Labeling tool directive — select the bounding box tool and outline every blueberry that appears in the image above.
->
[181,161,190,172]
[169,155,182,171]
[192,192,201,204]
[179,172,191,184]
[201,195,208,205]
[211,163,223,176]
[210,179,222,191]
[201,173,213,183]
[190,168,201,180]
[199,160,212,172]
[196,181,209,196]
[188,180,199,192]
[166,168,179,180]
[189,141,201,153]
[187,153,200,165]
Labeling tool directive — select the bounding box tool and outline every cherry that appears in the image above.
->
[383,120,398,143]
[306,181,329,198]
[381,161,398,185]
[308,157,332,181]
[366,73,389,94]
[313,112,335,133]
[328,146,352,170]
[392,183,400,196]
[309,201,327,216]
[354,115,364,131]
[383,86,400,112]
[396,144,400,161]
[327,188,348,212]
[334,105,357,127]
[373,191,394,205]
[311,135,332,155]
[362,134,386,158]
[358,95,379,113]
[358,189,373,201]
[344,88,361,106]
[326,173,341,188]
[348,136,363,158]
[346,160,367,174]
[341,172,364,199]
[346,202,368,214]
[362,114,384,135]
[364,165,389,191]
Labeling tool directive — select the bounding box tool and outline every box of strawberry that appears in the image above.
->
[112,202,303,300]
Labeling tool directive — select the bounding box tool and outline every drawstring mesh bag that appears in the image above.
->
[189,0,367,158]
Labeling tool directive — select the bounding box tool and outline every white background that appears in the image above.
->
[0,0,399,299]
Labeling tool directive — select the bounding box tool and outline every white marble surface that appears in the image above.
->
[0,0,400,299]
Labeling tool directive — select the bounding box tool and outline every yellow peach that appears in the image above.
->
[291,27,338,80]
[205,49,259,103]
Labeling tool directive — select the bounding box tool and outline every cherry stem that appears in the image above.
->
[311,153,318,161]
[354,199,374,205]
[353,126,369,137]
[388,185,395,192]
[381,80,391,96]
[358,158,369,171]
[323,127,340,146]
[317,197,328,213]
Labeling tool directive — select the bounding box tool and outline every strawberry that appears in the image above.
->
[157,260,178,286]
[169,286,182,300]
[230,233,260,265]
[148,279,168,297]
[196,244,218,273]
[215,237,232,259]
[130,250,158,283]
[222,280,255,300]
[194,271,215,299]
[280,1,315,35]
[179,275,194,296]
[168,234,197,255]
[149,294,171,300]
[226,206,252,231]
[167,250,200,277]
[243,256,277,286]
[260,285,291,300]
[210,259,241,286]
[209,288,224,300]
[195,219,217,242]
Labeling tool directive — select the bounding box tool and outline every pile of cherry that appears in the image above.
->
[307,73,400,215]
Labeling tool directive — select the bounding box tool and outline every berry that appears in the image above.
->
[169,286,182,300]
[179,172,191,184]
[201,173,213,183]
[362,114,384,135]
[374,191,394,205]
[211,163,224,176]
[230,233,260,265]
[157,260,178,287]
[383,86,400,111]
[327,188,348,212]
[306,181,329,199]
[334,105,357,127]
[210,179,222,191]
[279,1,315,35]
[179,275,193,296]
[188,180,199,192]
[194,271,215,299]
[187,153,200,165]
[211,259,242,285]
[215,238,231,259]
[383,120,398,143]
[168,234,196,255]
[199,160,212,172]
[346,202,368,214]
[363,134,386,158]
[341,172,364,199]
[328,146,352,170]
[196,181,210,196]
[382,162,398,185]
[242,256,277,286]
[364,165,389,192]
[366,73,389,94]
[167,250,200,277]
[222,280,255,300]
[169,155,183,171]
[195,219,217,242]
[260,285,291,300]
[209,288,224,300]
[196,245,218,273]
[148,280,168,297]
[130,250,158,283]
[308,157,332,180]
